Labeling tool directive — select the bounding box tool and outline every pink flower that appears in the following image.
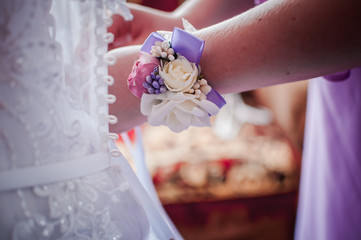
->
[127,52,159,98]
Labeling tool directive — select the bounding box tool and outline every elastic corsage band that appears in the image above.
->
[128,27,226,132]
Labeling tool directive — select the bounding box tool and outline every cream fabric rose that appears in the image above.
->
[159,55,198,92]
[140,91,220,132]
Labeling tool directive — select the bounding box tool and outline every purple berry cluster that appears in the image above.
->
[143,67,167,94]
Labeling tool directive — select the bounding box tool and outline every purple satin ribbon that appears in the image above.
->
[140,31,165,53]
[323,70,350,82]
[171,28,204,66]
[207,89,226,109]
[141,28,226,108]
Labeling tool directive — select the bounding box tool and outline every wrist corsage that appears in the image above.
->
[128,27,226,132]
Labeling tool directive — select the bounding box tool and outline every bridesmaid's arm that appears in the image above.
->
[109,0,254,48]
[195,0,361,94]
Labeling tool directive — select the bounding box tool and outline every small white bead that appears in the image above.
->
[167,48,174,55]
[193,83,200,89]
[160,52,167,58]
[200,85,212,94]
[168,55,175,61]
[155,41,162,46]
[199,78,207,85]
[199,93,206,101]
[161,41,170,50]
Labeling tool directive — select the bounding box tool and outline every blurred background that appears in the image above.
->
[113,0,309,239]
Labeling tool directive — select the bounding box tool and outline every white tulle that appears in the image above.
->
[0,0,181,239]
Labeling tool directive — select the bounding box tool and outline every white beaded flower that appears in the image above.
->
[150,41,176,61]
[186,78,212,101]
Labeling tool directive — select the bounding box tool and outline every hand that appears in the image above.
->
[108,0,255,50]
[108,3,180,50]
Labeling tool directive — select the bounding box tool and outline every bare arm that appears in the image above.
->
[196,0,361,93]
[109,0,254,48]
[172,0,255,29]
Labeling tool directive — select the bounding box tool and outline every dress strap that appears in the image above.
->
[0,153,110,192]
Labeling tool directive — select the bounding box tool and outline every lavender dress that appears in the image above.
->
[295,67,361,239]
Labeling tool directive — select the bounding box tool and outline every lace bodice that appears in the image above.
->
[0,0,180,239]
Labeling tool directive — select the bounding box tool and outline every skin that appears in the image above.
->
[249,80,308,149]
[108,0,361,133]
[108,0,255,49]
[195,0,361,93]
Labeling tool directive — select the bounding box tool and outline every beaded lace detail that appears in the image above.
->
[13,169,133,240]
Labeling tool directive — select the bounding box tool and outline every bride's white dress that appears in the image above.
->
[0,0,181,239]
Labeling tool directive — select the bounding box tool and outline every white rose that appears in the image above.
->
[159,55,198,92]
[140,91,220,132]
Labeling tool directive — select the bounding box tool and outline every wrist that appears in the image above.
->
[125,27,226,132]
